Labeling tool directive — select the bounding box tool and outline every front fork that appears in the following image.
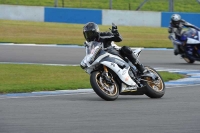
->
[103,65,108,74]
[102,65,114,85]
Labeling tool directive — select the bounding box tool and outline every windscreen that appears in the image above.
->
[86,41,102,55]
[183,28,197,38]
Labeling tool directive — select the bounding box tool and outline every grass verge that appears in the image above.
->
[0,19,171,48]
[0,64,185,94]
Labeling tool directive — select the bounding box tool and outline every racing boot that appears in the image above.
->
[173,43,180,55]
[173,41,184,55]
[135,62,149,76]
[128,53,149,76]
[129,53,159,80]
[135,63,158,80]
[120,46,151,77]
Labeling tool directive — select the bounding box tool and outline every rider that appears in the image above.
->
[82,22,148,75]
[168,14,200,55]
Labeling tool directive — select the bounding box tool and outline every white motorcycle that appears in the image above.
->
[80,41,165,101]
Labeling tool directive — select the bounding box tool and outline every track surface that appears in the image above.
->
[0,45,200,133]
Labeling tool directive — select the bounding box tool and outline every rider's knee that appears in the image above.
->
[121,46,132,55]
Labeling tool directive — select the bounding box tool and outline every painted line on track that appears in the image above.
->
[156,68,200,87]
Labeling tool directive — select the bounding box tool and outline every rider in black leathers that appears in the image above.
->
[82,22,147,75]
[168,14,200,55]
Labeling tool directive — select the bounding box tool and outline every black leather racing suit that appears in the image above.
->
[97,31,146,73]
[97,31,122,57]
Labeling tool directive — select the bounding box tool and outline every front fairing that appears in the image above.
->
[80,41,102,69]
[182,28,200,44]
[183,28,198,38]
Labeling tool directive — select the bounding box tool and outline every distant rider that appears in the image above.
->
[168,14,200,55]
[82,22,148,75]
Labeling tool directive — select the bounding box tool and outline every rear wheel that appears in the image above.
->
[142,66,165,98]
[90,71,119,101]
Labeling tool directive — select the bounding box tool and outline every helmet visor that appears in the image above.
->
[83,31,97,42]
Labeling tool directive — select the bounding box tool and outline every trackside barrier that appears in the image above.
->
[0,5,200,27]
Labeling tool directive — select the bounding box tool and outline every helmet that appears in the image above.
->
[171,14,181,27]
[83,22,99,42]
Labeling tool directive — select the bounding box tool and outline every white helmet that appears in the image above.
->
[171,14,181,27]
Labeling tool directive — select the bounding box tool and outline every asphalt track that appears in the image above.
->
[0,44,200,133]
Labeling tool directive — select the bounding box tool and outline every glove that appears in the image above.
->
[110,23,119,36]
[168,33,176,41]
[168,26,174,33]
[168,35,173,40]
[112,23,118,32]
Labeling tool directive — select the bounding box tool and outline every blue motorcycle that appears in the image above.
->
[177,28,200,63]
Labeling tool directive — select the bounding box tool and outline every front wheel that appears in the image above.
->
[183,57,195,63]
[90,71,119,101]
[142,66,165,98]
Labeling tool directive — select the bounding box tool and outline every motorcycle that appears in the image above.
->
[174,28,200,63]
[80,27,165,101]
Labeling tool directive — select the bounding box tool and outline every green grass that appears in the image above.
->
[0,64,90,93]
[0,0,199,12]
[0,19,171,48]
[158,71,185,81]
[0,64,185,94]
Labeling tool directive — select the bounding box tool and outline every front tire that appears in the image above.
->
[90,71,119,101]
[142,66,165,98]
[183,57,195,63]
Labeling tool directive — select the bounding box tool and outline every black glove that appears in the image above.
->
[168,27,173,33]
[110,23,119,36]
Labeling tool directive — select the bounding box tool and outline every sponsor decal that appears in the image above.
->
[125,76,129,81]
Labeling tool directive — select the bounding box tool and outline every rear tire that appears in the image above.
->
[142,66,165,98]
[90,71,119,101]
